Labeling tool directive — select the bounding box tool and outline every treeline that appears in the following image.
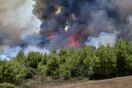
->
[0,39,132,86]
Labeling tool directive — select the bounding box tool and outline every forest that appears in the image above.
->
[0,38,132,87]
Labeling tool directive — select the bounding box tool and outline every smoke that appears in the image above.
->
[23,45,50,56]
[0,0,48,59]
[0,0,41,51]
[112,0,132,22]
[33,0,132,46]
[85,31,119,48]
[0,46,21,60]
[1,0,132,59]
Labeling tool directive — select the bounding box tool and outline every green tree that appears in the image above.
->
[94,45,117,78]
[0,83,17,88]
[59,49,67,64]
[25,68,36,79]
[67,48,75,57]
[0,60,26,84]
[47,54,60,79]
[115,39,132,76]
[68,53,81,77]
[125,55,132,75]
[26,52,42,68]
[37,64,48,76]
[52,48,57,54]
[60,62,71,80]
[38,53,48,76]
[83,46,96,78]
[41,53,48,65]
[14,50,25,64]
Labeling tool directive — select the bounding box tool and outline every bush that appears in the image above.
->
[0,38,132,85]
[25,68,36,79]
[47,55,60,79]
[37,64,48,76]
[26,52,41,68]
[0,60,26,84]
[0,83,17,88]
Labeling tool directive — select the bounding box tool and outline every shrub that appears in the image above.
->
[0,60,26,84]
[0,83,17,88]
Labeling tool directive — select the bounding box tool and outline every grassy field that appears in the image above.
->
[29,76,132,88]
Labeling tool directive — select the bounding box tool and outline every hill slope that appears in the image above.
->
[33,76,132,88]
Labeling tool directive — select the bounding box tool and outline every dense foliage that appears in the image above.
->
[0,39,132,86]
[0,83,17,88]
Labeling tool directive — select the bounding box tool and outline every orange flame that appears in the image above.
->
[48,35,55,38]
[70,36,79,46]
[70,40,78,46]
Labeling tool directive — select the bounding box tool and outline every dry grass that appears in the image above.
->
[31,76,132,88]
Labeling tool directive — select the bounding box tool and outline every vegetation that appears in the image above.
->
[0,39,132,87]
[0,83,17,88]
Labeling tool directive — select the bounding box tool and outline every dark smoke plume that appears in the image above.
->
[33,0,132,49]
[1,0,132,59]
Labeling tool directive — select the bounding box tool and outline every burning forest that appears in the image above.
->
[1,0,132,59]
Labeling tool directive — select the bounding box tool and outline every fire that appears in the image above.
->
[48,35,55,38]
[70,40,78,46]
[70,36,79,46]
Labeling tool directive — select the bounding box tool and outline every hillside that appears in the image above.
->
[34,76,132,88]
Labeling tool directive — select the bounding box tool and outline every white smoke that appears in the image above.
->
[85,31,119,48]
[23,46,50,55]
[0,0,49,60]
[0,0,41,33]
[0,46,21,60]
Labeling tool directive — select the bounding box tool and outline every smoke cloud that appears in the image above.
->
[85,31,119,48]
[1,0,132,59]
[0,0,41,50]
[0,0,46,59]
